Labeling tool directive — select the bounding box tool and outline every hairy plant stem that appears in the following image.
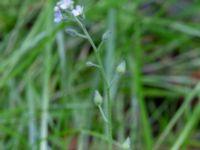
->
[75,17,113,150]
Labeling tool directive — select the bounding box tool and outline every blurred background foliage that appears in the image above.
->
[0,0,200,149]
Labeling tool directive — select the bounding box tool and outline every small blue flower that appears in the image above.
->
[57,0,74,10]
[54,6,63,23]
[71,5,84,17]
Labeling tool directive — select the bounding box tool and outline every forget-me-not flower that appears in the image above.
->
[54,0,84,23]
[57,0,74,10]
[71,5,84,17]
[54,6,63,23]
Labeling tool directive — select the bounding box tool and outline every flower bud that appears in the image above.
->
[122,137,130,150]
[65,28,79,37]
[86,61,94,66]
[86,61,100,68]
[116,61,126,74]
[94,90,103,106]
[102,30,111,41]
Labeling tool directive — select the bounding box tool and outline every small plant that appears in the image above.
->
[53,1,127,149]
[53,0,114,149]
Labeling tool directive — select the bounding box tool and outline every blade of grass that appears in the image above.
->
[103,8,116,145]
[27,82,37,150]
[40,1,54,150]
[154,82,200,150]
[171,96,200,150]
[130,1,153,149]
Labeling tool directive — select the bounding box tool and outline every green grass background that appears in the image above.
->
[0,0,200,149]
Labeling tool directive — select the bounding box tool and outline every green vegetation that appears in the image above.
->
[0,0,200,149]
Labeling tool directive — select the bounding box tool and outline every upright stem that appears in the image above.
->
[75,17,113,150]
[106,87,113,150]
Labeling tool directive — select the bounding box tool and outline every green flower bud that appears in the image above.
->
[122,137,130,150]
[65,28,79,37]
[116,61,126,74]
[94,90,103,106]
[86,61,99,68]
[102,30,111,41]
